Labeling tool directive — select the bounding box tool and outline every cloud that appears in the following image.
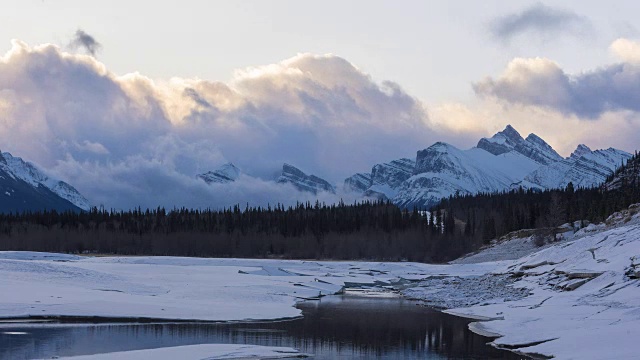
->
[473,50,640,118]
[490,3,591,41]
[69,29,101,56]
[610,38,640,64]
[0,41,438,209]
[74,140,110,155]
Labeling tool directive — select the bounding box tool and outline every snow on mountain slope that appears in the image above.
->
[343,158,414,200]
[0,151,89,211]
[343,173,371,193]
[197,163,241,184]
[277,163,335,194]
[476,125,562,165]
[343,125,631,209]
[517,145,632,190]
[394,142,540,208]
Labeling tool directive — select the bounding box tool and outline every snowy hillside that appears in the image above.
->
[402,204,640,359]
[0,151,89,211]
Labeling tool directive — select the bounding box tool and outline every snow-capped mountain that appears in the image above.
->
[345,125,633,209]
[197,163,241,184]
[394,142,540,208]
[0,151,90,212]
[198,162,336,195]
[517,145,632,190]
[344,173,371,193]
[277,163,335,194]
[476,125,563,165]
[344,158,414,199]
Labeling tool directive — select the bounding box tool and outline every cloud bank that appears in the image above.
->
[490,3,591,41]
[0,41,434,209]
[1,39,639,210]
[473,42,640,118]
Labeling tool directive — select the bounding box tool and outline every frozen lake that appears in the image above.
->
[0,295,522,359]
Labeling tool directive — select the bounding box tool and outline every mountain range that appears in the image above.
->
[0,125,633,212]
[343,125,631,208]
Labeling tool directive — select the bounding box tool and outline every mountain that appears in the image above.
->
[0,151,89,213]
[517,145,632,190]
[344,158,414,200]
[277,163,335,194]
[344,125,633,209]
[394,142,540,208]
[476,125,562,165]
[603,152,639,191]
[198,162,336,195]
[344,173,371,193]
[197,163,241,184]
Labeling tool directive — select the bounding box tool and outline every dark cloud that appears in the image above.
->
[474,57,640,118]
[490,3,591,41]
[70,29,101,56]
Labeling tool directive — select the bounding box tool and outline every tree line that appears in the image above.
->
[436,151,640,248]
[0,200,468,262]
[1,154,638,262]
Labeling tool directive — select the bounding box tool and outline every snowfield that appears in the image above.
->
[55,344,307,360]
[1,205,640,359]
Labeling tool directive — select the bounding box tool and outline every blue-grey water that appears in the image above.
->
[0,295,526,359]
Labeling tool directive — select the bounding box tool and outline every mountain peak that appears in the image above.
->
[477,125,561,165]
[477,125,524,156]
[0,150,89,212]
[570,144,592,160]
[197,163,241,184]
[278,164,335,194]
[502,124,523,141]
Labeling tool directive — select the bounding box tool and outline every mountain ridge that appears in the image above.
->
[346,125,632,209]
[0,151,89,213]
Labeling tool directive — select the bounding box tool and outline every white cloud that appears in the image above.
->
[474,50,640,118]
[610,38,640,64]
[1,40,638,210]
[0,41,436,209]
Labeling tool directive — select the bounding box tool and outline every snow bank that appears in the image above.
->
[436,205,640,359]
[54,344,306,359]
[0,255,472,322]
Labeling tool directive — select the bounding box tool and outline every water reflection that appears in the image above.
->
[0,296,526,359]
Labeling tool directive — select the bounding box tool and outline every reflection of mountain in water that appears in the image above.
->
[0,296,520,359]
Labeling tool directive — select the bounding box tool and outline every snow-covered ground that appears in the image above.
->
[55,344,306,360]
[0,251,492,322]
[434,205,640,359]
[1,205,639,359]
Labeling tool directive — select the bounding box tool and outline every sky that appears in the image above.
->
[0,0,639,209]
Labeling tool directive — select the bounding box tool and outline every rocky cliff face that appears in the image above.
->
[476,125,562,165]
[197,163,241,184]
[277,163,335,194]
